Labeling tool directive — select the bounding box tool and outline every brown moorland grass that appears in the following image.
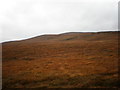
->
[2,31,119,88]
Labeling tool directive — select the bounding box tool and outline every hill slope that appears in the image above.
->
[2,31,119,88]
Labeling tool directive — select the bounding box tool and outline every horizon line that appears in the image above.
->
[1,30,119,43]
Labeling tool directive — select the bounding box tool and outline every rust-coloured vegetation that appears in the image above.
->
[2,31,119,88]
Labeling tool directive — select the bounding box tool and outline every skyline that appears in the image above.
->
[0,0,119,42]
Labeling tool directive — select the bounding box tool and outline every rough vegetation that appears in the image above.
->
[2,31,119,88]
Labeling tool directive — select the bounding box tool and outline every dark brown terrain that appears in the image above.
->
[2,31,119,88]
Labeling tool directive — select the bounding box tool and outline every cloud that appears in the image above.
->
[0,0,119,42]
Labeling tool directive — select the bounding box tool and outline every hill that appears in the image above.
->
[2,31,119,88]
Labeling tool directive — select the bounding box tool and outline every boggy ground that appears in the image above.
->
[2,31,119,88]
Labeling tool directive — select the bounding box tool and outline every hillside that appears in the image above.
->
[2,31,119,88]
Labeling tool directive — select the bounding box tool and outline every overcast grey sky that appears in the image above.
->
[0,0,119,42]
